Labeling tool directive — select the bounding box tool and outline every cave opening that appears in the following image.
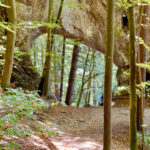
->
[122,14,128,28]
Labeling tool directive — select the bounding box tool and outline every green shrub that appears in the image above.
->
[114,86,129,96]
[0,88,49,149]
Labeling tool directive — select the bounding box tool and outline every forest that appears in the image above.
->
[0,0,150,150]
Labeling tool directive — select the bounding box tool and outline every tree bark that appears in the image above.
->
[85,51,95,105]
[65,45,80,105]
[128,4,137,150]
[77,50,89,107]
[103,0,115,149]
[43,0,53,96]
[38,0,64,96]
[60,37,66,101]
[137,5,150,131]
[41,50,44,69]
[53,36,60,99]
[1,0,16,88]
[34,51,38,66]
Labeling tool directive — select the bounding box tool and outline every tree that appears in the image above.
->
[77,50,89,107]
[38,0,64,96]
[60,37,66,101]
[128,3,137,150]
[33,42,38,66]
[85,50,95,105]
[65,45,80,105]
[137,5,150,131]
[103,0,115,149]
[53,37,60,99]
[1,0,16,88]
[43,0,53,97]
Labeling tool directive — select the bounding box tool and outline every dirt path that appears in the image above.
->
[45,104,129,150]
[2,97,150,150]
[42,97,150,150]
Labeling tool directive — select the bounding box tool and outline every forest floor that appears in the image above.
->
[1,96,150,150]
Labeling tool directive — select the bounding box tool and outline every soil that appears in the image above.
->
[1,96,150,150]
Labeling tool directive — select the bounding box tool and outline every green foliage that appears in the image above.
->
[14,47,28,61]
[137,62,150,71]
[0,88,49,149]
[32,34,118,106]
[63,1,85,9]
[116,0,150,9]
[138,131,150,148]
[139,37,150,52]
[0,1,10,8]
[36,124,56,136]
[114,86,129,96]
[114,83,149,98]
[0,22,15,33]
[18,21,60,30]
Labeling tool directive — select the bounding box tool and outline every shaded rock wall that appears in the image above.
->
[16,0,129,67]
[0,0,131,88]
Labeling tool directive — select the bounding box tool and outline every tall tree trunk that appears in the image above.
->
[65,45,80,105]
[43,0,53,96]
[38,0,64,96]
[92,74,97,105]
[137,5,150,131]
[41,50,44,69]
[50,0,65,60]
[85,50,95,105]
[60,37,66,101]
[128,4,137,150]
[85,78,91,105]
[103,0,114,149]
[55,0,64,24]
[1,0,16,88]
[77,50,89,107]
[53,36,60,99]
[87,79,91,105]
[34,51,38,66]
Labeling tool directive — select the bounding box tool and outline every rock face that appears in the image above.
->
[116,66,129,86]
[0,50,40,90]
[11,56,41,90]
[15,0,129,66]
[1,0,131,88]
[16,0,130,69]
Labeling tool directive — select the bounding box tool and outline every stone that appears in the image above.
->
[47,94,58,102]
[0,0,140,87]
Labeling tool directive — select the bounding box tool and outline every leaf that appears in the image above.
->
[0,22,15,33]
[0,2,10,8]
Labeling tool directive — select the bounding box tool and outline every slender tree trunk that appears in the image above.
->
[34,51,38,66]
[38,0,64,96]
[103,0,114,149]
[50,0,65,60]
[128,4,137,150]
[93,75,97,105]
[43,0,53,96]
[136,6,143,135]
[137,5,150,131]
[65,45,80,105]
[137,6,150,150]
[56,0,64,24]
[87,80,91,105]
[85,78,91,105]
[41,50,44,69]
[1,0,16,88]
[53,36,60,99]
[60,37,66,101]
[85,51,95,105]
[77,50,89,107]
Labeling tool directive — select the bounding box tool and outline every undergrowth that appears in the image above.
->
[0,88,49,149]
